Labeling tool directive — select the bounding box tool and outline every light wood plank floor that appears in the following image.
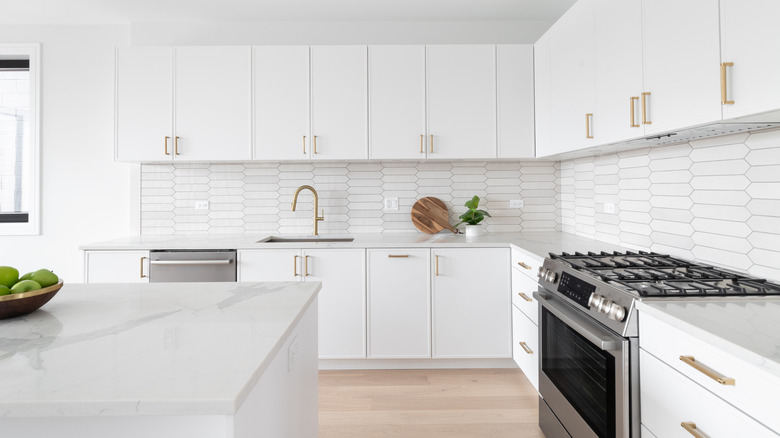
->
[319,368,545,438]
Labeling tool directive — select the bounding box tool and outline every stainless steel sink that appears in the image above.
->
[256,236,355,243]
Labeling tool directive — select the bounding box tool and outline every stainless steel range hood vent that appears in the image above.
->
[624,122,780,148]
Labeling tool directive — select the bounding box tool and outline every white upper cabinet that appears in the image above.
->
[254,46,311,161]
[426,45,496,159]
[593,0,644,145]
[310,45,368,160]
[641,0,721,135]
[720,0,780,119]
[534,33,553,158]
[548,0,596,156]
[368,45,427,160]
[116,47,173,162]
[174,46,252,161]
[496,44,535,159]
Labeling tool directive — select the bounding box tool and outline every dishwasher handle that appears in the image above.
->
[149,259,233,266]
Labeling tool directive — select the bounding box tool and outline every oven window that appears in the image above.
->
[542,307,616,438]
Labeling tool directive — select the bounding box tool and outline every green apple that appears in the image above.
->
[30,269,58,288]
[0,285,10,296]
[19,271,33,281]
[10,280,41,294]
[0,266,19,288]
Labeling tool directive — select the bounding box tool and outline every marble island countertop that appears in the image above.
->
[0,281,320,417]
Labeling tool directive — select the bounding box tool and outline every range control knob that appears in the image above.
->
[598,299,613,314]
[607,303,627,322]
[545,270,558,283]
[588,293,604,309]
[537,266,545,278]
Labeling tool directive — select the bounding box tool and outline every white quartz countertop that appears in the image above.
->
[80,231,628,261]
[637,299,780,378]
[0,281,320,417]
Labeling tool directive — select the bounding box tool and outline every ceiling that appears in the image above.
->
[1,0,576,24]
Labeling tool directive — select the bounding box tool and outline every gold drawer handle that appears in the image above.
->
[519,342,533,355]
[302,135,306,154]
[630,96,639,127]
[641,92,652,125]
[420,134,423,153]
[388,254,409,258]
[435,255,439,276]
[164,136,170,155]
[517,292,533,302]
[721,62,735,105]
[585,113,593,139]
[681,421,706,438]
[679,356,735,385]
[517,262,531,270]
[293,255,299,277]
[140,256,147,278]
[305,255,310,277]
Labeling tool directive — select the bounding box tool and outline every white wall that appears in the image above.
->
[0,25,136,282]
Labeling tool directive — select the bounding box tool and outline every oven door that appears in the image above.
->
[534,291,634,438]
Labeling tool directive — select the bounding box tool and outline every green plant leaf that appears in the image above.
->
[464,195,480,211]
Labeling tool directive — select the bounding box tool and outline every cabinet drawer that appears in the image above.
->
[640,312,780,432]
[640,351,778,438]
[510,246,542,280]
[511,267,539,324]
[512,305,539,391]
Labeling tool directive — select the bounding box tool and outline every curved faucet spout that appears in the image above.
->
[292,185,325,236]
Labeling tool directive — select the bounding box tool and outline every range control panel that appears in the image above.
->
[557,271,596,309]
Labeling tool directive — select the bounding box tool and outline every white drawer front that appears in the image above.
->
[640,312,780,432]
[511,267,539,324]
[640,351,778,438]
[512,305,539,391]
[511,246,542,280]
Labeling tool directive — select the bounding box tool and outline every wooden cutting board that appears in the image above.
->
[411,197,458,234]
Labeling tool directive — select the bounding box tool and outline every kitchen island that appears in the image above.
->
[0,281,320,438]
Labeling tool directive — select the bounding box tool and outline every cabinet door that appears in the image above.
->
[174,46,252,161]
[534,33,553,158]
[304,249,366,358]
[427,45,496,159]
[642,0,721,134]
[254,46,311,160]
[497,45,535,159]
[115,47,173,162]
[512,305,539,391]
[594,0,645,145]
[549,0,596,155]
[85,251,150,283]
[720,0,780,119]
[432,248,511,358]
[238,249,301,282]
[367,249,430,358]
[368,45,427,160]
[310,46,368,160]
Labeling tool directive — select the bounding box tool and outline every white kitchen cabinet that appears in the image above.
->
[496,45,535,159]
[84,250,149,283]
[431,248,511,358]
[426,45,496,159]
[368,45,427,160]
[253,46,311,161]
[367,249,430,358]
[310,46,368,160]
[533,33,553,159]
[641,0,722,135]
[720,0,780,120]
[115,46,252,162]
[115,47,173,162]
[238,249,301,281]
[512,305,539,391]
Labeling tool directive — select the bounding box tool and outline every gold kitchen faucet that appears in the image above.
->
[292,185,325,236]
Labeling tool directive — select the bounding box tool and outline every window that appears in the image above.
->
[0,44,39,235]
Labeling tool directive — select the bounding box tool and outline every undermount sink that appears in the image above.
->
[256,236,355,243]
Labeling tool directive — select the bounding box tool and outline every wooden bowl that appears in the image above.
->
[0,280,63,320]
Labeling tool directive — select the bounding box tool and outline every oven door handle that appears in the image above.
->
[149,259,233,265]
[534,291,621,351]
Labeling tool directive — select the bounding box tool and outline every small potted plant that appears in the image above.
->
[455,195,491,237]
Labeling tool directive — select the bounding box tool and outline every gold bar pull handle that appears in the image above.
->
[679,356,735,385]
[585,113,593,139]
[164,136,170,155]
[435,255,439,276]
[140,256,147,278]
[630,97,640,127]
[519,342,534,355]
[641,92,652,125]
[721,62,735,105]
[420,134,423,153]
[293,255,299,277]
[304,255,310,277]
[429,134,434,153]
[681,422,706,438]
[302,135,306,154]
[517,262,531,270]
[174,136,181,155]
[518,292,533,302]
[388,254,409,258]
[313,135,318,154]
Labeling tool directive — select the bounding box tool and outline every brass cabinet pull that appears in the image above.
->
[140,256,147,278]
[313,135,318,154]
[388,254,409,258]
[681,422,706,438]
[420,134,423,153]
[302,135,307,154]
[429,134,434,153]
[164,136,170,155]
[519,342,534,354]
[641,92,652,125]
[174,136,181,155]
[585,113,593,139]
[435,255,439,276]
[293,255,299,277]
[518,292,533,302]
[304,255,310,277]
[721,62,735,105]
[630,96,640,127]
[679,355,735,385]
[517,262,531,270]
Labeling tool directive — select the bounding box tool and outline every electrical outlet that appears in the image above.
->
[604,202,616,214]
[195,200,209,210]
[510,199,524,209]
[384,197,399,211]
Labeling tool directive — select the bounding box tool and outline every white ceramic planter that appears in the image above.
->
[463,224,485,237]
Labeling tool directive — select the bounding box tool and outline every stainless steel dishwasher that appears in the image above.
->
[148,250,237,282]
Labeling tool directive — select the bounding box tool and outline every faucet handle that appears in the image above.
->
[317,209,325,221]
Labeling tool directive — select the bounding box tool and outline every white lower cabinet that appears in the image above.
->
[431,248,511,358]
[512,305,538,390]
[367,249,430,358]
[84,251,149,283]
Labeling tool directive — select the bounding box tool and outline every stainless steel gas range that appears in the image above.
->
[534,251,780,438]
